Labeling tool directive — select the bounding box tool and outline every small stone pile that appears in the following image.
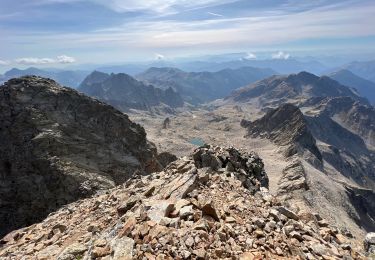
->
[0,145,364,259]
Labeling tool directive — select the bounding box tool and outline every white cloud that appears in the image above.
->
[91,0,236,13]
[26,0,237,14]
[207,12,224,17]
[0,60,9,65]
[244,52,256,60]
[57,55,76,63]
[15,57,55,64]
[14,55,76,65]
[272,51,290,60]
[154,53,165,60]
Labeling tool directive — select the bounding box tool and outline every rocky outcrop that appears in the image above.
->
[277,160,308,195]
[242,103,322,162]
[78,71,184,111]
[0,145,359,259]
[227,71,366,107]
[364,233,375,255]
[156,152,178,168]
[0,76,160,237]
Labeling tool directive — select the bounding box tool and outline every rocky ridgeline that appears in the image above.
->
[0,145,363,259]
[241,104,322,162]
[0,76,160,237]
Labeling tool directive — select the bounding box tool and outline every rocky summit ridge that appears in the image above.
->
[0,76,161,238]
[0,145,363,260]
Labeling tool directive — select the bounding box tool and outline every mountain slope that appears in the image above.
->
[328,69,375,104]
[227,71,367,107]
[79,71,184,111]
[3,67,89,88]
[0,76,160,237]
[137,66,276,104]
[241,103,375,232]
[307,97,375,148]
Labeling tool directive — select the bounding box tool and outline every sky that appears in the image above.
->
[0,0,375,70]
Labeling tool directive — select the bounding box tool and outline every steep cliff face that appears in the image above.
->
[0,76,160,237]
[79,72,184,111]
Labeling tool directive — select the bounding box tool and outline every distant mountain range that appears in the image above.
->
[340,60,375,83]
[328,69,375,105]
[178,58,327,75]
[137,66,276,104]
[78,71,184,112]
[227,71,367,107]
[1,67,89,88]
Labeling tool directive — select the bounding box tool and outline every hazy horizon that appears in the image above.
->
[1,0,375,73]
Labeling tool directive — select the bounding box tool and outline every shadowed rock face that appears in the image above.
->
[241,103,322,161]
[0,76,160,237]
[345,186,375,232]
[78,71,184,111]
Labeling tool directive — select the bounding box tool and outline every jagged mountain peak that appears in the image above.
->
[290,71,319,81]
[227,71,367,106]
